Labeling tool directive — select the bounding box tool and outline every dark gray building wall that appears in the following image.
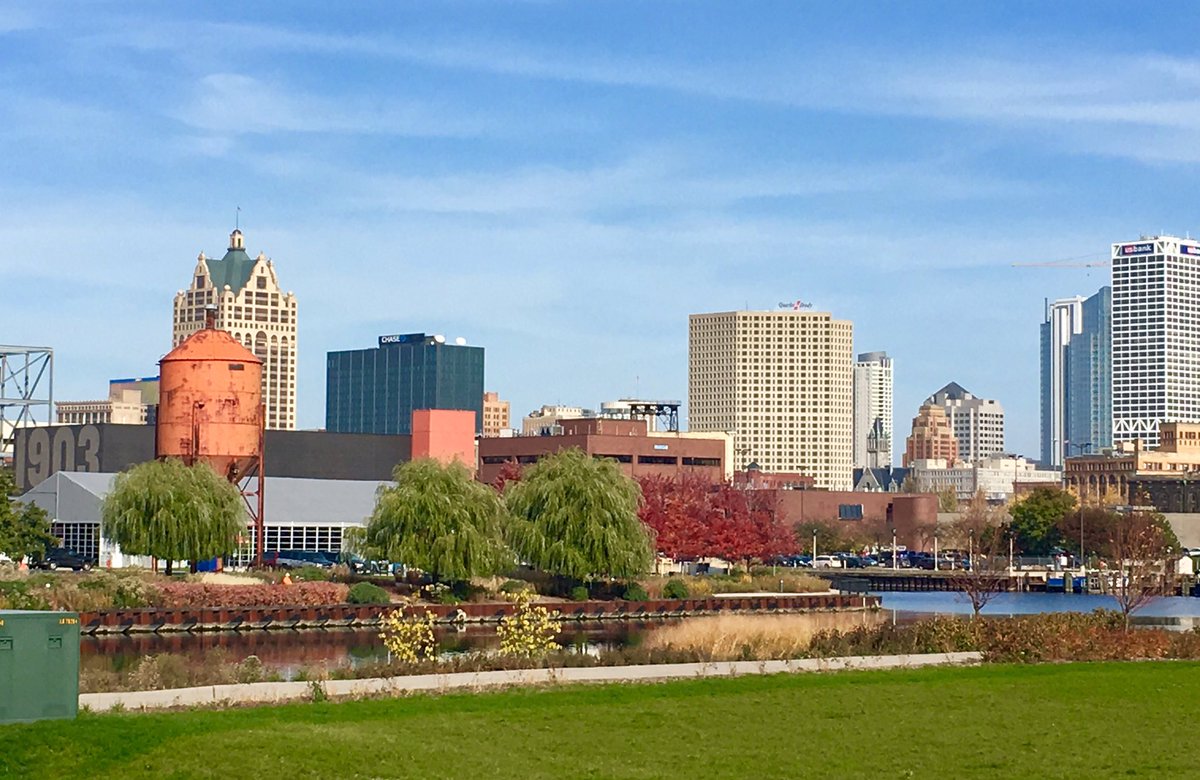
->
[11,424,412,492]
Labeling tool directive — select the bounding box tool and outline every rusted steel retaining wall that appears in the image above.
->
[77,593,879,635]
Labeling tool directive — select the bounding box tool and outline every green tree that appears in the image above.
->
[1009,487,1076,555]
[366,459,510,582]
[505,449,653,580]
[101,459,244,575]
[937,489,959,513]
[0,468,57,561]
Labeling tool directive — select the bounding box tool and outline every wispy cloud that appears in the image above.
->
[174,72,487,138]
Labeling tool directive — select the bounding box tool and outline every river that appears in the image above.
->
[79,591,1200,681]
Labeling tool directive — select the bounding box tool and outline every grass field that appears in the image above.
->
[2,662,1198,779]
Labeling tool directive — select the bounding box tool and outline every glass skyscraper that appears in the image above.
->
[1040,286,1111,466]
[326,333,485,435]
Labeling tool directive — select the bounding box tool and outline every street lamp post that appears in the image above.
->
[1067,442,1091,571]
[892,528,898,572]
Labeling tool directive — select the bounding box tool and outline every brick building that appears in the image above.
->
[903,403,958,467]
[768,490,937,551]
[477,418,730,484]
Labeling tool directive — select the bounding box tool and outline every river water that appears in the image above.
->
[79,591,1200,680]
[875,591,1200,626]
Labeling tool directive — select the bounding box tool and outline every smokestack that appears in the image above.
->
[204,304,218,330]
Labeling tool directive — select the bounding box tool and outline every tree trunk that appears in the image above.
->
[165,559,173,577]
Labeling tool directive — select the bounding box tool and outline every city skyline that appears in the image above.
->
[5,3,1199,458]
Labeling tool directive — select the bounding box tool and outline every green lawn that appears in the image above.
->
[2,663,1198,779]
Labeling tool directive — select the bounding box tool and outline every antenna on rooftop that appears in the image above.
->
[236,205,241,230]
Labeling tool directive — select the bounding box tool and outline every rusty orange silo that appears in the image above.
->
[157,312,264,482]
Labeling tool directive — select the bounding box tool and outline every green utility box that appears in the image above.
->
[0,610,80,724]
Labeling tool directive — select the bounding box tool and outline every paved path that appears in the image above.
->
[79,651,983,712]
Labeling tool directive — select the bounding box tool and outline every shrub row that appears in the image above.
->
[152,582,350,609]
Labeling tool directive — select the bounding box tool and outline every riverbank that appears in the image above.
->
[77,592,875,634]
[4,662,1196,778]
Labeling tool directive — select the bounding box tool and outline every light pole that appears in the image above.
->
[812,529,817,567]
[933,529,939,572]
[892,528,898,572]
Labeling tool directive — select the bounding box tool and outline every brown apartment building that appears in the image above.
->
[477,418,729,484]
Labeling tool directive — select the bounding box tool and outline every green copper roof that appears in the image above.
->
[205,247,256,292]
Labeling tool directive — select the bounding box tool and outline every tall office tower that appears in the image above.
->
[853,351,894,469]
[927,382,1004,463]
[172,229,298,430]
[1112,236,1200,449]
[326,332,485,435]
[688,309,853,489]
[1040,287,1112,466]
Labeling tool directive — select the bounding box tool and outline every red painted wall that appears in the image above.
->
[411,409,476,474]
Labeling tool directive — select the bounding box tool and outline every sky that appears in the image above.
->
[2,1,1197,460]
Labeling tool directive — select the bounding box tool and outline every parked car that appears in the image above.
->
[34,547,92,572]
[262,550,332,569]
[813,555,843,569]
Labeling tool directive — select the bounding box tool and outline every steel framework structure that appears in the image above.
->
[0,345,53,459]
[623,399,681,432]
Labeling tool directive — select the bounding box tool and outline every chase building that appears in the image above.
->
[325,333,485,436]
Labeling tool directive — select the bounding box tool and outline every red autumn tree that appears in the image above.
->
[637,473,713,560]
[638,475,796,566]
[490,460,524,493]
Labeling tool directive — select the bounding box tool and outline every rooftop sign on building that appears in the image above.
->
[1117,243,1154,256]
[378,333,426,346]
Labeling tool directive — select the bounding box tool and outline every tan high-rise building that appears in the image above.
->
[688,309,854,489]
[903,403,959,467]
[172,229,298,430]
[482,391,511,437]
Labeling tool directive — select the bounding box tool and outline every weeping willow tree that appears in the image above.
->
[101,459,245,575]
[366,459,511,582]
[505,448,653,581]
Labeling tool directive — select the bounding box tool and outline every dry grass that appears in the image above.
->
[640,573,828,599]
[641,611,885,661]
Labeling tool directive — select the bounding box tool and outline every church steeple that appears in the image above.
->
[229,228,244,251]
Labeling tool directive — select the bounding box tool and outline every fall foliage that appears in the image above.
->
[637,475,796,565]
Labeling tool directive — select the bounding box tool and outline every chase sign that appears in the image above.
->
[379,333,424,346]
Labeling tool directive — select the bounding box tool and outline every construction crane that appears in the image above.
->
[1011,253,1110,269]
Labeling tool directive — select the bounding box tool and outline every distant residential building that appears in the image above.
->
[909,455,1061,502]
[1111,236,1200,449]
[853,351,893,469]
[108,376,160,406]
[521,405,591,436]
[903,404,958,467]
[928,382,1004,462]
[173,229,298,430]
[1041,287,1112,466]
[482,392,511,437]
[1065,421,1200,503]
[688,309,853,489]
[326,332,485,436]
[56,391,147,426]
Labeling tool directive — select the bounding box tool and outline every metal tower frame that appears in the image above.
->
[622,399,681,433]
[0,345,53,458]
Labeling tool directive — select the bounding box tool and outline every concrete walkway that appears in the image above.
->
[79,651,983,712]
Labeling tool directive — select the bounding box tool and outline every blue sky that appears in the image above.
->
[2,1,1196,459]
